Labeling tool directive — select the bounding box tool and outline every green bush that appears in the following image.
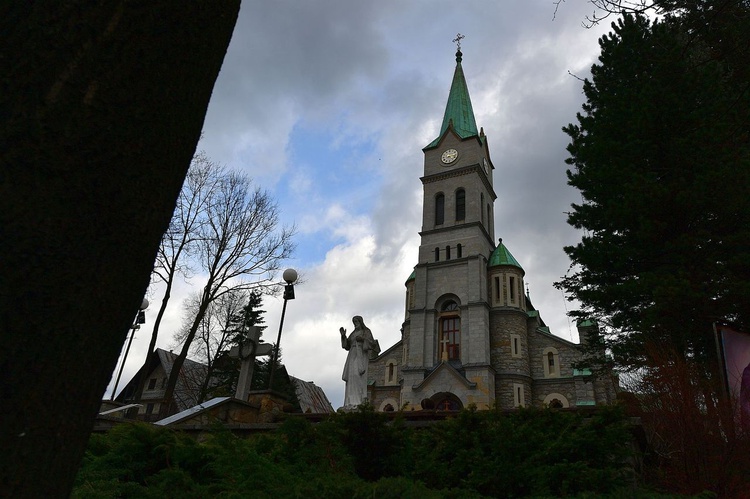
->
[74,407,637,498]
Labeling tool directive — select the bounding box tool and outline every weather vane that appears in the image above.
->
[453,33,465,51]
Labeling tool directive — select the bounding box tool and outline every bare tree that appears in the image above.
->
[160,170,295,416]
[131,152,220,403]
[174,289,249,401]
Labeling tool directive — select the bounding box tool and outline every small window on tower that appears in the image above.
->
[509,276,516,302]
[435,247,440,261]
[511,334,521,357]
[446,245,451,260]
[435,193,445,225]
[457,244,462,258]
[456,189,466,221]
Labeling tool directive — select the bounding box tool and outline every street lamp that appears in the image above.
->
[110,298,149,401]
[267,268,297,391]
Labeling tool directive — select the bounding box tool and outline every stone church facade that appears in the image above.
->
[367,48,617,412]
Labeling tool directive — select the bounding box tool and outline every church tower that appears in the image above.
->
[399,43,501,410]
[365,41,617,413]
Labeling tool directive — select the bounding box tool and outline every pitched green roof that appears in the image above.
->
[488,239,523,270]
[405,269,416,284]
[425,49,478,149]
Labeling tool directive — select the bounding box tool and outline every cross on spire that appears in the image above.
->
[452,33,465,51]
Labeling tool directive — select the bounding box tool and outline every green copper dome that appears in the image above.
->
[425,49,479,149]
[488,239,523,270]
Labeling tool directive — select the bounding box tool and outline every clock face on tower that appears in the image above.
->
[441,148,458,164]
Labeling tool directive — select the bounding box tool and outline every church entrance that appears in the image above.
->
[421,392,463,411]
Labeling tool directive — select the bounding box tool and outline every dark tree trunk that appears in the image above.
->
[0,3,240,497]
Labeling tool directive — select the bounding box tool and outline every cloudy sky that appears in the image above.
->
[109,0,616,408]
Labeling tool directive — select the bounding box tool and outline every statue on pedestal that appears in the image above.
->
[340,315,380,408]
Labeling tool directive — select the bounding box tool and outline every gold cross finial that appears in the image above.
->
[453,33,465,50]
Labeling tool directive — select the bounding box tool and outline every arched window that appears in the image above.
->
[431,392,463,412]
[455,189,465,221]
[457,243,462,258]
[445,245,451,260]
[439,301,460,361]
[435,193,445,225]
[543,393,570,408]
[385,360,398,385]
[543,347,560,378]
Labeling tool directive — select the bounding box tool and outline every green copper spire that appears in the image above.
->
[425,46,479,149]
[488,239,523,270]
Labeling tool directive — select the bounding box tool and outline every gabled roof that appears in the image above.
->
[425,49,479,149]
[413,361,477,391]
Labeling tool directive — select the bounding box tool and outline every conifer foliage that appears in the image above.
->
[559,9,750,372]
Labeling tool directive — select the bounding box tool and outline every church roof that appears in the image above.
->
[406,269,415,283]
[425,49,479,149]
[488,239,523,270]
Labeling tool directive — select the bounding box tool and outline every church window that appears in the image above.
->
[543,393,570,408]
[455,189,465,221]
[439,301,460,362]
[435,247,440,261]
[494,276,501,303]
[432,393,462,411]
[487,204,492,231]
[385,360,398,385]
[445,245,451,259]
[457,244,462,258]
[513,383,526,407]
[543,347,560,378]
[509,276,516,302]
[435,193,445,225]
[511,334,521,357]
[440,317,460,360]
[442,301,458,312]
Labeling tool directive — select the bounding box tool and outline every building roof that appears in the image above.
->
[425,49,479,149]
[154,397,230,426]
[488,238,523,270]
[405,269,415,283]
[291,376,335,414]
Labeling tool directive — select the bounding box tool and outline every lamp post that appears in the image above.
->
[267,268,297,391]
[111,298,149,400]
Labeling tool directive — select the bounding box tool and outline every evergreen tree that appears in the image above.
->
[559,11,750,372]
[210,291,267,396]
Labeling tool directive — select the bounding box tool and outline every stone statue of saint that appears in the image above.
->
[340,315,380,408]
